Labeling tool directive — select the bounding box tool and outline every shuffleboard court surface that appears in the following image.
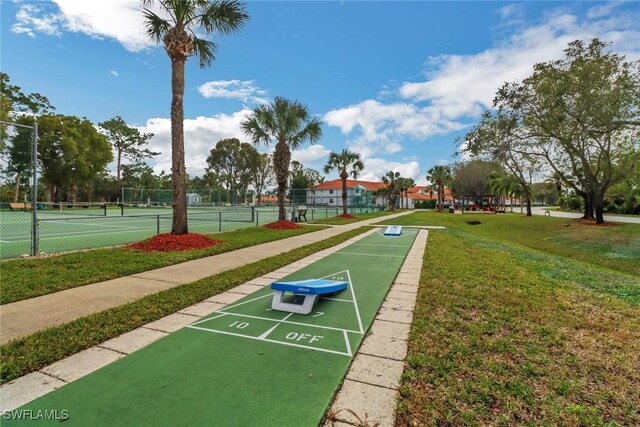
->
[4,229,418,426]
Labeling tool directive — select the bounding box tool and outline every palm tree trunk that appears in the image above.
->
[341,172,348,216]
[170,56,188,234]
[273,141,291,221]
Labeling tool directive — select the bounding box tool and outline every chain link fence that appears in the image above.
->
[0,204,383,259]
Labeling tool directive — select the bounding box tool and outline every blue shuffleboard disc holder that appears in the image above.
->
[270,279,348,314]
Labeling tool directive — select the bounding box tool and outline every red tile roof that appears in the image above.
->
[310,179,387,191]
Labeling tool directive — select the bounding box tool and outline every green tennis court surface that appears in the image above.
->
[5,229,418,426]
[0,206,358,259]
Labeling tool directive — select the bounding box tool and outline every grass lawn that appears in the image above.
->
[390,212,639,425]
[0,225,324,305]
[381,211,640,277]
[0,227,370,384]
[310,209,397,225]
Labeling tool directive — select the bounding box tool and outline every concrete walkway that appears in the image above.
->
[0,212,412,344]
[530,206,640,224]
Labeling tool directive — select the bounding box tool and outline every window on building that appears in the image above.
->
[329,198,334,204]
[329,190,334,194]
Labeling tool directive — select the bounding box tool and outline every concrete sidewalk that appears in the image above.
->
[0,212,412,344]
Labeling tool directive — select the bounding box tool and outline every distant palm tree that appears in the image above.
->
[397,177,416,209]
[426,165,452,212]
[323,149,364,216]
[241,97,323,221]
[142,0,249,234]
[543,171,573,198]
[489,171,525,212]
[382,171,401,210]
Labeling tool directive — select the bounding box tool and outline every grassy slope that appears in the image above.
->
[392,213,639,425]
[0,226,323,305]
[0,227,369,384]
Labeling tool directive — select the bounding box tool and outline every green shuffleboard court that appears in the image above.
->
[5,229,419,426]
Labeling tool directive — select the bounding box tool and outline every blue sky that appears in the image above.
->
[2,0,639,184]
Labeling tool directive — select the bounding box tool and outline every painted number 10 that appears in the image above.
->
[229,321,249,329]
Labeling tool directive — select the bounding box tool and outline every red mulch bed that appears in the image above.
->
[263,220,301,230]
[336,214,356,219]
[126,233,221,252]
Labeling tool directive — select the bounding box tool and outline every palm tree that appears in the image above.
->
[490,171,525,212]
[142,0,249,234]
[323,149,364,216]
[397,177,416,209]
[241,97,323,221]
[426,165,452,212]
[382,171,401,210]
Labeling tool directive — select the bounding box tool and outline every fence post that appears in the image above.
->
[255,210,259,227]
[219,211,222,232]
[31,122,39,256]
[157,215,160,235]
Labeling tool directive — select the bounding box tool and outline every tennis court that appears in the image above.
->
[4,228,418,426]
[0,205,360,259]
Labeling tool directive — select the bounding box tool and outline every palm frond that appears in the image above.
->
[198,0,249,35]
[142,9,171,43]
[191,35,217,67]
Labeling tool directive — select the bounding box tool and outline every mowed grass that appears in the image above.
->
[0,227,370,384]
[392,213,640,425]
[0,226,324,305]
[311,209,397,225]
[382,211,640,277]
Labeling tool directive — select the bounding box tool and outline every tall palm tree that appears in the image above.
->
[323,149,364,216]
[382,171,401,210]
[142,0,249,234]
[426,165,452,212]
[241,97,323,221]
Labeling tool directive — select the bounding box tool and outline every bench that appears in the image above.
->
[270,279,348,314]
[291,207,308,222]
[9,202,32,211]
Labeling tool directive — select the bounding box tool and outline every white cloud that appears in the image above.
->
[12,3,62,37]
[356,158,422,183]
[587,1,624,19]
[12,0,158,52]
[291,145,331,165]
[136,110,252,176]
[324,99,468,157]
[197,80,268,105]
[497,4,524,20]
[110,70,119,77]
[399,7,640,120]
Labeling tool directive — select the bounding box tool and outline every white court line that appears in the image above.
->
[194,311,364,334]
[257,312,293,340]
[219,293,274,312]
[350,243,407,248]
[187,326,352,357]
[346,270,364,334]
[343,330,352,357]
[337,252,406,258]
[40,220,143,230]
[189,312,228,327]
[320,297,353,302]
